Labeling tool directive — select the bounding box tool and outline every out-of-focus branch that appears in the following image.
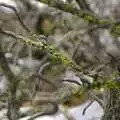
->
[75,0,93,13]
[31,74,57,97]
[33,75,57,89]
[0,3,31,32]
[27,100,58,120]
[38,0,97,23]
[38,62,50,75]
[0,28,119,92]
[0,27,82,72]
[0,43,19,119]
[38,0,120,36]
[1,2,119,36]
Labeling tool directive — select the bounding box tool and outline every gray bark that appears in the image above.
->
[0,43,19,120]
[102,88,120,120]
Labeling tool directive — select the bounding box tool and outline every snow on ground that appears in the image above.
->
[0,101,103,120]
[20,101,103,120]
[0,0,17,13]
[69,101,103,120]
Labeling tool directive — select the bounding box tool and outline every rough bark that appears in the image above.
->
[102,88,120,120]
[0,42,19,120]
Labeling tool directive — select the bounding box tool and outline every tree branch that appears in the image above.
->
[0,3,31,32]
[38,0,97,23]
[38,0,120,36]
[82,100,94,115]
[75,0,93,13]
[0,42,19,120]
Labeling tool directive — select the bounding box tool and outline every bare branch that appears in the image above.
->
[75,0,93,13]
[0,28,25,40]
[89,92,105,109]
[32,74,57,91]
[0,3,31,32]
[61,79,82,86]
[82,100,94,115]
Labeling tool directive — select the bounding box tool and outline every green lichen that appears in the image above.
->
[38,0,49,4]
[19,35,73,66]
[64,4,74,12]
[98,19,113,25]
[111,24,120,36]
[81,13,97,23]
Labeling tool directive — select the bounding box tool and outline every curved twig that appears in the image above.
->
[32,74,57,89]
[61,79,82,86]
[38,62,50,75]
[32,74,57,92]
[82,100,94,115]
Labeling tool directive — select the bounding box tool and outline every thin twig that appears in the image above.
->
[82,100,94,115]
[38,62,50,75]
[89,92,105,109]
[0,28,24,39]
[32,74,57,90]
[61,79,81,86]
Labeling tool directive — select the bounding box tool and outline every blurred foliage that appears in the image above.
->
[36,14,55,36]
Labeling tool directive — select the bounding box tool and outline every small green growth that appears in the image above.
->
[64,4,73,12]
[47,45,72,65]
[98,19,113,25]
[111,24,120,36]
[80,13,96,23]
[39,0,49,4]
[50,51,72,65]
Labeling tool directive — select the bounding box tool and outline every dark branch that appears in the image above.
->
[75,0,93,13]
[32,74,57,90]
[0,3,31,32]
[82,100,94,115]
[0,40,20,120]
[61,79,81,86]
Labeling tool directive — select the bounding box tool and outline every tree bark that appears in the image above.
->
[102,88,120,120]
[0,43,19,120]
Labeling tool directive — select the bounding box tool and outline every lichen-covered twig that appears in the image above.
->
[0,28,81,71]
[38,0,120,35]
